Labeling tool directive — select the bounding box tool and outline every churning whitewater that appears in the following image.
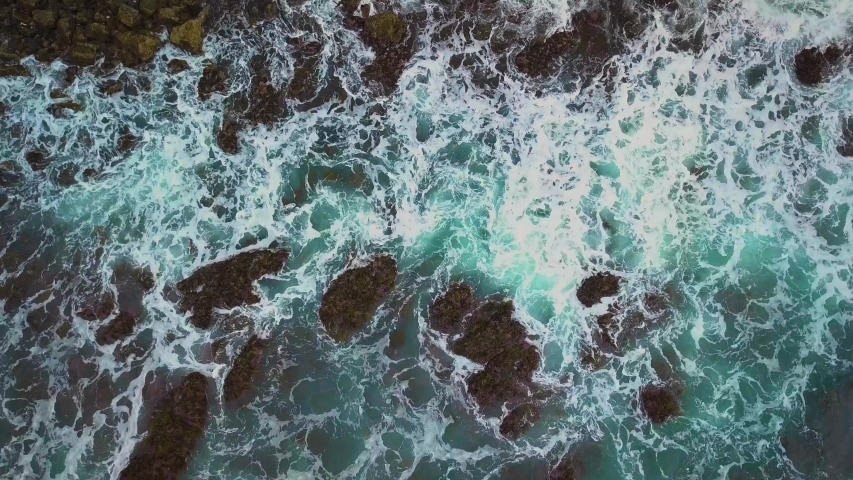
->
[1,0,853,478]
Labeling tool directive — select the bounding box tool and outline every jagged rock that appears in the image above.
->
[365,12,406,45]
[118,4,141,28]
[244,54,286,126]
[318,255,398,342]
[216,117,240,154]
[639,383,681,424]
[117,32,163,64]
[95,311,138,345]
[157,7,181,24]
[48,101,82,117]
[197,62,227,101]
[175,249,288,329]
[0,103,8,116]
[100,80,123,95]
[167,58,189,73]
[499,403,541,439]
[223,335,266,402]
[576,272,621,307]
[170,12,206,54]
[286,56,320,102]
[112,261,155,291]
[119,372,210,480]
[25,150,49,171]
[0,64,30,77]
[794,44,848,86]
[69,42,98,66]
[428,282,476,335]
[118,126,138,152]
[84,23,110,42]
[31,9,58,29]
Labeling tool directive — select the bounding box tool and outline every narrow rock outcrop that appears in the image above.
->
[223,335,266,402]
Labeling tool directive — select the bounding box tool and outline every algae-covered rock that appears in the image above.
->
[118,372,210,480]
[157,7,180,24]
[245,54,286,126]
[139,0,158,16]
[365,12,406,46]
[167,58,189,73]
[0,64,31,77]
[84,23,110,42]
[428,282,476,335]
[197,62,226,101]
[118,31,163,63]
[499,403,541,439]
[31,9,58,29]
[57,17,75,41]
[223,335,266,402]
[175,249,288,329]
[216,117,241,154]
[170,12,206,54]
[95,311,138,345]
[69,42,98,65]
[576,272,621,307]
[639,383,681,424]
[318,255,398,343]
[118,4,141,28]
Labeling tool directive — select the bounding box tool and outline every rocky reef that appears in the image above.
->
[223,334,266,403]
[119,372,210,480]
[342,4,414,95]
[576,272,621,307]
[318,255,397,342]
[429,285,543,437]
[175,248,288,329]
[95,310,137,345]
[793,44,850,87]
[638,382,682,424]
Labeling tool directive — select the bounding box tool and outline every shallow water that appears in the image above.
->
[1,0,853,478]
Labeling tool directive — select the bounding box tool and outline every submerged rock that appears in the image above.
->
[119,372,210,480]
[167,58,190,74]
[576,272,621,307]
[550,453,583,480]
[176,248,288,329]
[223,335,266,402]
[197,62,227,101]
[318,255,398,342]
[428,282,477,335]
[95,311,138,345]
[499,403,541,440]
[794,44,849,87]
[838,117,853,157]
[638,382,681,424]
[25,150,50,171]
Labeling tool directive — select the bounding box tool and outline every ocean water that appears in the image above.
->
[1,0,853,478]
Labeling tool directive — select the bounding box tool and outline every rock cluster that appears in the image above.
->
[175,248,288,329]
[429,283,542,439]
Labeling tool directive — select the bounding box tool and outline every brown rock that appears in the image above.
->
[167,58,189,73]
[0,64,31,77]
[169,11,206,54]
[197,62,226,101]
[576,272,621,307]
[223,335,266,402]
[95,311,138,345]
[428,282,476,335]
[499,403,541,439]
[318,255,398,343]
[118,4,141,28]
[639,383,681,424]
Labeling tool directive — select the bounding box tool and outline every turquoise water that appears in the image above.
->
[2,0,853,478]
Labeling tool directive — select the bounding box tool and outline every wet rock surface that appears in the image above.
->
[499,403,541,439]
[318,255,397,342]
[223,334,266,403]
[838,117,853,157]
[428,282,477,335]
[550,452,583,480]
[197,62,228,101]
[342,6,415,95]
[794,44,849,86]
[638,382,681,424]
[576,272,621,307]
[119,372,210,480]
[95,310,137,345]
[175,248,288,329]
[429,287,542,428]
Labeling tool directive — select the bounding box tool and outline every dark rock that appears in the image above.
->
[286,56,320,102]
[31,9,58,29]
[167,58,189,73]
[118,4,141,28]
[223,335,266,402]
[428,282,476,335]
[50,89,69,99]
[95,311,138,345]
[318,255,398,343]
[139,0,158,16]
[0,103,8,116]
[116,31,163,64]
[157,7,181,24]
[118,126,138,152]
[516,9,611,79]
[0,64,31,77]
[197,62,227,101]
[244,54,286,126]
[343,9,414,95]
[48,101,82,117]
[794,44,848,87]
[25,150,49,171]
[550,453,583,480]
[576,272,621,307]
[83,22,110,41]
[639,383,681,424]
[57,17,75,41]
[176,248,288,329]
[365,12,406,46]
[216,117,241,154]
[113,262,156,291]
[78,294,115,321]
[499,403,541,439]
[838,117,853,157]
[466,342,540,407]
[57,165,78,186]
[100,80,123,95]
[119,372,210,480]
[451,300,527,365]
